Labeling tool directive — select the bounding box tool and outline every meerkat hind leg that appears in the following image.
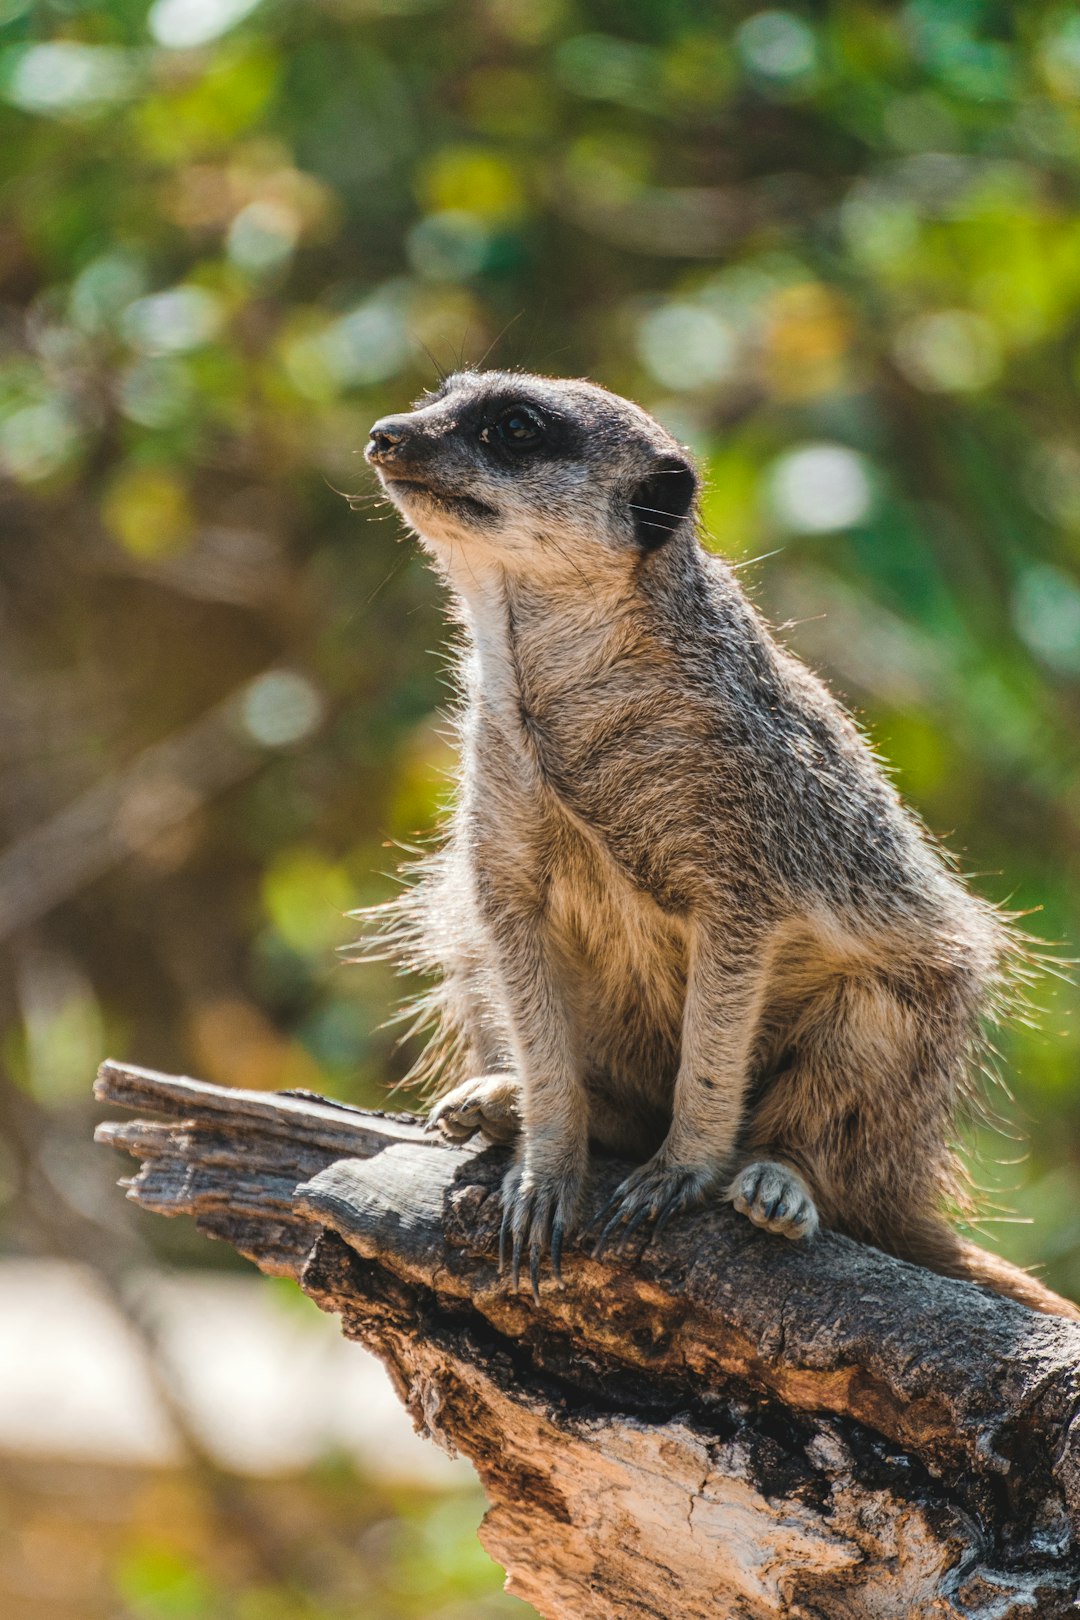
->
[728,1159,819,1241]
[426,1073,521,1145]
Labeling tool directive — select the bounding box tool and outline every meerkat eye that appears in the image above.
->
[483,406,545,451]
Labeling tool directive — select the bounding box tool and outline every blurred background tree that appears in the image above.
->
[2,0,1080,1614]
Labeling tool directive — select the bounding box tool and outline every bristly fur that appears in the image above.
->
[355,367,1077,1319]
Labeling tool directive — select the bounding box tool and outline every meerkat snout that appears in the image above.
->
[366,418,411,463]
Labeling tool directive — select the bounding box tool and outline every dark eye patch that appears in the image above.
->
[473,395,579,465]
[494,407,543,446]
[479,403,548,455]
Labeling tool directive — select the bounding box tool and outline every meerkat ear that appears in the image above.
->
[628,456,697,550]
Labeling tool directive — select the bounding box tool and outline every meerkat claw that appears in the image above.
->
[591,1210,627,1261]
[498,1162,581,1301]
[549,1217,566,1286]
[590,1160,718,1258]
[498,1201,511,1276]
[618,1199,660,1246]
[585,1187,625,1250]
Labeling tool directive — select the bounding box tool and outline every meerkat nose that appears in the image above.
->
[366,417,412,464]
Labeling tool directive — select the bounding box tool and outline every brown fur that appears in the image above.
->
[360,369,1077,1320]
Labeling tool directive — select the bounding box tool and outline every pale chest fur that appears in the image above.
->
[457,580,689,1115]
[459,574,711,903]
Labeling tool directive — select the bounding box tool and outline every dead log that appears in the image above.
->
[94,1059,1080,1619]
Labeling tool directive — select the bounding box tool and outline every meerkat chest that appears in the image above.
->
[462,590,709,905]
[469,676,668,829]
[465,698,701,932]
[465,728,689,1010]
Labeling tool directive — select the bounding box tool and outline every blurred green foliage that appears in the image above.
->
[0,1453,525,1620]
[3,0,1080,1607]
[111,1482,516,1620]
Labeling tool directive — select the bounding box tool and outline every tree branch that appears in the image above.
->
[95,1059,1080,1619]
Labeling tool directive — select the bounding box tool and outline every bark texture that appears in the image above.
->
[95,1060,1080,1619]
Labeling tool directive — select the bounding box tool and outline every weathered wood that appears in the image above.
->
[95,1059,1080,1619]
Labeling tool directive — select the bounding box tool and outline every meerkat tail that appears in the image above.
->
[896,1219,1080,1321]
[948,1238,1080,1321]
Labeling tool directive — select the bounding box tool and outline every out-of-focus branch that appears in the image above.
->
[0,669,325,942]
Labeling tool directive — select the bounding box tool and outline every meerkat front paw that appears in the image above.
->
[727,1160,819,1241]
[426,1074,521,1145]
[588,1155,723,1258]
[498,1158,583,1303]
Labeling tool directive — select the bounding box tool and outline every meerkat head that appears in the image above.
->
[365,370,698,578]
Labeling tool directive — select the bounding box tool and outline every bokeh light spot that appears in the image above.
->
[406,211,489,281]
[840,183,920,268]
[322,302,409,386]
[768,444,873,533]
[241,671,325,748]
[893,309,1001,392]
[117,357,195,429]
[148,0,263,50]
[102,466,194,558]
[226,200,300,274]
[262,845,352,956]
[0,402,82,482]
[1013,563,1080,676]
[882,91,961,153]
[123,286,224,356]
[735,11,817,83]
[1039,14,1080,99]
[554,34,658,107]
[419,147,525,223]
[763,282,851,398]
[1024,442,1080,530]
[18,951,105,1105]
[637,304,736,391]
[70,254,147,335]
[485,0,568,45]
[3,43,135,115]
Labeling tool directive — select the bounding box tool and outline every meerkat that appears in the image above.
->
[362,367,1078,1320]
